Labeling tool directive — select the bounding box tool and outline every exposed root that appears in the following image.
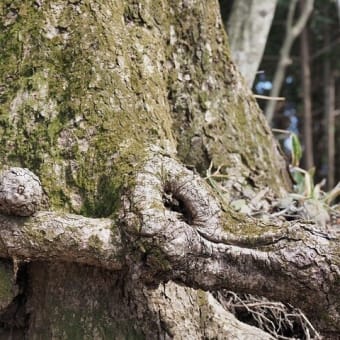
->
[215,290,322,340]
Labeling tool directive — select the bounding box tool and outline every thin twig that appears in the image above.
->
[254,94,285,101]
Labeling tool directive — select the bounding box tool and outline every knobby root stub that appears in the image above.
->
[0,168,43,217]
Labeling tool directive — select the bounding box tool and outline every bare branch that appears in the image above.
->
[254,94,285,101]
[292,0,314,37]
[265,0,314,123]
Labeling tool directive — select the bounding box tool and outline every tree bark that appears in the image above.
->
[0,0,338,338]
[226,0,278,87]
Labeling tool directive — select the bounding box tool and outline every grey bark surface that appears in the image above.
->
[0,0,338,339]
[0,153,339,336]
[0,212,122,270]
[0,168,42,217]
[227,0,278,87]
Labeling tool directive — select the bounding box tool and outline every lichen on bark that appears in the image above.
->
[0,0,175,216]
[165,1,290,196]
[0,0,338,339]
[0,0,290,218]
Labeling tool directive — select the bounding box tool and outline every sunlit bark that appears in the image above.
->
[227,0,278,87]
[0,0,337,338]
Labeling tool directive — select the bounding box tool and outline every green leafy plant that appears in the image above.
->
[290,166,316,198]
[274,130,340,226]
[290,133,302,167]
[205,162,230,210]
[205,130,340,227]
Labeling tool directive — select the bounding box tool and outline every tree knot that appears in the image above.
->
[0,168,43,217]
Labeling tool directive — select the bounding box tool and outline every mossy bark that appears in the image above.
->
[0,0,289,215]
[0,1,336,339]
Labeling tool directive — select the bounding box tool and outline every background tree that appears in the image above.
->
[0,1,339,339]
[255,0,340,185]
[300,0,314,171]
[221,0,278,87]
[264,0,314,124]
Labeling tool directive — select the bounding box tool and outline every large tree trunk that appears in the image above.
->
[0,1,338,338]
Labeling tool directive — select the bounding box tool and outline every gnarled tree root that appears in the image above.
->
[0,152,339,333]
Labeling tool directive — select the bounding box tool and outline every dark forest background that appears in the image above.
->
[220,0,340,190]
